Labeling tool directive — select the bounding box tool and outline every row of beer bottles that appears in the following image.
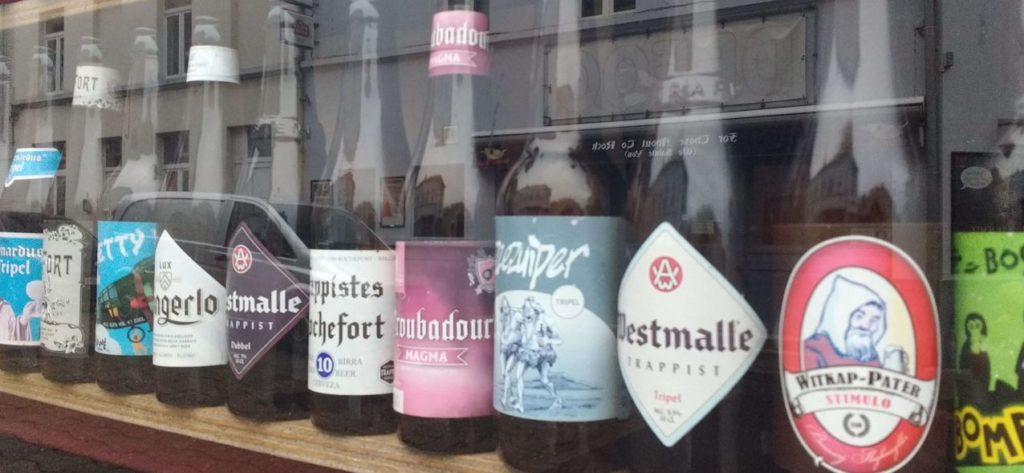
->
[0,3,934,473]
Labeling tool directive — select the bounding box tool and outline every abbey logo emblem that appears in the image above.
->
[779,236,939,473]
[618,222,766,447]
[231,245,253,274]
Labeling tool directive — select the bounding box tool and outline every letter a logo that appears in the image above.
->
[649,256,682,292]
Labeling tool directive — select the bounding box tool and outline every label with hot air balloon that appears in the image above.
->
[95,222,157,356]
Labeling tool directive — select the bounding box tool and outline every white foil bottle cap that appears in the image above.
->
[186,45,240,84]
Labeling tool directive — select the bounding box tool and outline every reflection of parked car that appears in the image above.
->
[112,192,378,282]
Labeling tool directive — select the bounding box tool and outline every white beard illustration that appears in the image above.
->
[844,326,877,362]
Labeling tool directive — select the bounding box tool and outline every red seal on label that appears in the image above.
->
[779,236,940,473]
[648,256,683,292]
[231,244,253,274]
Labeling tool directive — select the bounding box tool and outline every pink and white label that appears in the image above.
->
[428,11,490,77]
[393,241,495,418]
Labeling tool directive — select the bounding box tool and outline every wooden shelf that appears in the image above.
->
[0,372,509,473]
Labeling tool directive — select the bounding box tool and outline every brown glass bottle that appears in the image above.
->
[308,0,409,435]
[150,16,231,408]
[225,5,309,421]
[494,135,626,472]
[48,36,129,386]
[396,0,496,453]
[0,53,54,374]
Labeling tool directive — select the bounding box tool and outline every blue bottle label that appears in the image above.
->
[493,216,627,422]
[0,232,44,346]
[95,222,157,356]
[5,148,61,187]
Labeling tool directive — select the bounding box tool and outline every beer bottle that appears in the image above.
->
[225,4,310,421]
[492,2,630,471]
[152,16,237,407]
[308,0,410,435]
[0,53,54,373]
[65,35,154,394]
[394,0,497,453]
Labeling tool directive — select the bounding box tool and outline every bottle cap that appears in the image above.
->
[186,45,240,84]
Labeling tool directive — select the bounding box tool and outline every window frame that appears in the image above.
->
[157,131,190,192]
[581,0,636,18]
[163,5,192,80]
[42,27,64,94]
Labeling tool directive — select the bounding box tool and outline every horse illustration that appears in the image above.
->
[499,296,564,413]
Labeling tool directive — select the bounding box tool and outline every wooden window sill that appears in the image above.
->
[0,371,508,472]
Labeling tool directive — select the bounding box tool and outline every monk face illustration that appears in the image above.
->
[845,301,884,362]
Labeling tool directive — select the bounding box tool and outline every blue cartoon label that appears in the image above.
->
[5,148,61,187]
[0,232,44,346]
[493,216,627,422]
[95,222,157,356]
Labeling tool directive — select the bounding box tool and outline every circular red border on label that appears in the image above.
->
[231,244,253,274]
[779,237,939,473]
[648,256,683,292]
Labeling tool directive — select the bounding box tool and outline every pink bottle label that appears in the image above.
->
[429,11,490,77]
[394,241,495,418]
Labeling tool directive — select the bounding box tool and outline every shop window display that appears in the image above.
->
[0,0,1012,472]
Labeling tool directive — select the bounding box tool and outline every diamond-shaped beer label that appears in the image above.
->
[618,222,766,447]
[226,223,309,380]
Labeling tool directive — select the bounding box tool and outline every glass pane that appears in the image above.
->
[613,0,636,12]
[166,14,179,76]
[581,0,603,17]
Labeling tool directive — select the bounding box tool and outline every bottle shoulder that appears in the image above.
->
[498,138,613,217]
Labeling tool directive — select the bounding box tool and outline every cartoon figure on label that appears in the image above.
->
[0,280,44,342]
[803,276,908,373]
[958,312,991,408]
[499,296,564,413]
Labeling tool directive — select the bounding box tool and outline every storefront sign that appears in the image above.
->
[545,12,808,123]
[780,237,939,473]
[95,222,157,356]
[618,222,766,446]
[953,232,1024,468]
[281,10,315,50]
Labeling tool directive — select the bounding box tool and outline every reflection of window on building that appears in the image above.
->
[101,136,122,187]
[230,124,272,199]
[158,131,189,191]
[43,16,64,93]
[34,141,66,216]
[581,0,636,18]
[163,0,192,79]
